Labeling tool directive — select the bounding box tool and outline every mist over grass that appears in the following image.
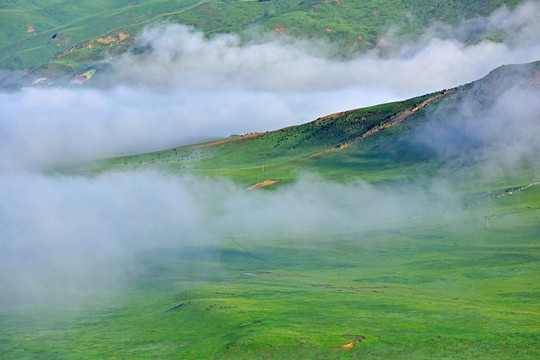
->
[0,2,539,306]
[110,2,540,94]
[416,87,540,174]
[0,172,208,304]
[1,2,539,171]
[0,170,464,305]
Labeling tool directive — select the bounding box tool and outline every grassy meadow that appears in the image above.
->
[0,183,538,359]
[1,2,538,357]
[1,61,539,359]
[0,0,528,74]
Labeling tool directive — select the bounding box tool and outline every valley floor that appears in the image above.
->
[1,183,538,359]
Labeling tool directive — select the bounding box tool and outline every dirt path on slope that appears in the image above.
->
[306,89,455,159]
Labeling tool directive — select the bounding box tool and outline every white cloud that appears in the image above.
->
[1,2,539,171]
[111,1,540,94]
[4,2,540,172]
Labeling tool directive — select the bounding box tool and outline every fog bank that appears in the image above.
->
[0,171,460,304]
[1,2,540,171]
[1,2,539,305]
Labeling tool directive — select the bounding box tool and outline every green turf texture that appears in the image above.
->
[0,0,528,73]
[1,186,538,359]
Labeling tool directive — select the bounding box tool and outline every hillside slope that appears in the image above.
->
[3,61,540,360]
[89,60,540,192]
[0,0,527,74]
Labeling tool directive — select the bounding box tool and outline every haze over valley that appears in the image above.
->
[1,1,539,358]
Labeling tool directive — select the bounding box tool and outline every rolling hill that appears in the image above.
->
[1,2,539,359]
[3,60,539,359]
[88,59,540,193]
[0,0,528,76]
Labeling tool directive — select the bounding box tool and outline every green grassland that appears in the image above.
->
[2,62,538,358]
[1,185,538,359]
[84,92,441,185]
[82,60,540,191]
[0,0,527,75]
[1,2,539,358]
[0,0,205,71]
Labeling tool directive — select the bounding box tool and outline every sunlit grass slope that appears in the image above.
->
[90,60,540,191]
[0,0,203,70]
[0,0,527,73]
[91,92,442,185]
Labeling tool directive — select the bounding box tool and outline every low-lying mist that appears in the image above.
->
[409,81,540,176]
[0,171,462,305]
[1,2,539,306]
[1,2,540,171]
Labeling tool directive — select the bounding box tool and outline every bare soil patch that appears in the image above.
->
[335,335,365,349]
[245,179,281,191]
